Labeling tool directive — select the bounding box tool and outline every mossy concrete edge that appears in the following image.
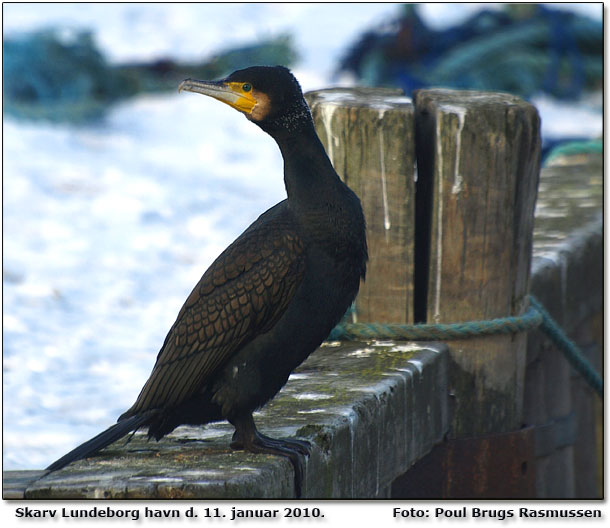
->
[4,342,449,499]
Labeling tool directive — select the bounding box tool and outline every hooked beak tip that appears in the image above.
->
[178,79,189,94]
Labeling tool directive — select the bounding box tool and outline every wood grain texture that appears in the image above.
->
[414,89,541,437]
[306,88,415,324]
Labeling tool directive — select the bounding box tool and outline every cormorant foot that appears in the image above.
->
[231,430,310,456]
[230,415,310,497]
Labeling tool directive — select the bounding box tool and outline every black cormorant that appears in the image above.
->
[46,66,368,497]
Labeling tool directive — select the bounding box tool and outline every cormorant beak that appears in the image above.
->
[179,78,257,114]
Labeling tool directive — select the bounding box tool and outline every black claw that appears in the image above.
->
[230,414,309,497]
[258,432,311,456]
[286,438,311,456]
[286,449,305,498]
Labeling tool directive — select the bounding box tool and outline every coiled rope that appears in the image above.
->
[328,295,602,397]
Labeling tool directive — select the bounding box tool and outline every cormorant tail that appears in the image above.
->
[46,412,154,472]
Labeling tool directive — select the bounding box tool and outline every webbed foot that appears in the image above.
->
[229,414,310,497]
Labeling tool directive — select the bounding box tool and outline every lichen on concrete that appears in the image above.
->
[6,341,448,499]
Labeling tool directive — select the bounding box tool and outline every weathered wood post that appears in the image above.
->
[413,89,541,438]
[307,87,541,497]
[305,88,415,324]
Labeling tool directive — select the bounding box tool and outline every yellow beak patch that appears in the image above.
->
[224,82,257,113]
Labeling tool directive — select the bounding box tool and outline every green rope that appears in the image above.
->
[528,296,603,397]
[328,295,602,397]
[328,305,543,341]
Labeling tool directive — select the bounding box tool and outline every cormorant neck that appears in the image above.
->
[274,120,342,208]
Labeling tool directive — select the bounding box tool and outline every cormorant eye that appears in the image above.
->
[242,83,252,92]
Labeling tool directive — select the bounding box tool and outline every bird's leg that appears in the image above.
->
[229,413,310,497]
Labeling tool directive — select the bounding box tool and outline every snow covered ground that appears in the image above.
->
[2,3,602,469]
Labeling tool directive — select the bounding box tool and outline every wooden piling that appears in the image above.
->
[413,89,541,437]
[305,88,415,324]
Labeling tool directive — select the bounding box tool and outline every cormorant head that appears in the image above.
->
[179,66,312,134]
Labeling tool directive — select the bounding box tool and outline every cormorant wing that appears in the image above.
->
[122,205,306,417]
